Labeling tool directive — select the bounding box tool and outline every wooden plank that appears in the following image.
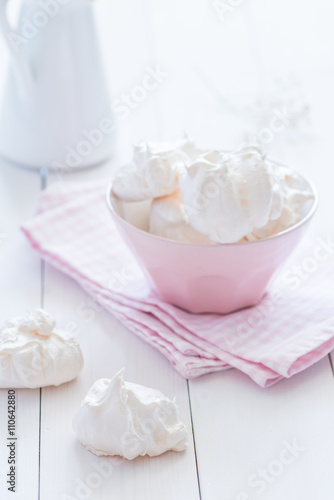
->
[147,2,334,500]
[39,1,200,498]
[0,162,41,500]
[189,358,334,500]
[40,266,200,500]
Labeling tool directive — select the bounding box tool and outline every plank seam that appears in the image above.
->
[187,380,202,500]
[38,168,48,500]
[329,353,334,379]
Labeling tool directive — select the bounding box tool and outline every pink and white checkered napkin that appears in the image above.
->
[21,180,334,387]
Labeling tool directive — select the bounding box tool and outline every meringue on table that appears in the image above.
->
[0,308,83,389]
[73,369,189,460]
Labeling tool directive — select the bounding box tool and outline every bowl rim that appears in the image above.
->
[105,158,319,248]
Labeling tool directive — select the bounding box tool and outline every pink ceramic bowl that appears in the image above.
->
[106,168,318,314]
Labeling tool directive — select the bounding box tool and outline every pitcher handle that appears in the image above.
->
[0,0,34,98]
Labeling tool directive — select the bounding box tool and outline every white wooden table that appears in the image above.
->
[1,1,334,499]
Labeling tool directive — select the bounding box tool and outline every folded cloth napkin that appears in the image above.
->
[21,180,334,387]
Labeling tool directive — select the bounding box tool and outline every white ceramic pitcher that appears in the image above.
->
[0,0,113,170]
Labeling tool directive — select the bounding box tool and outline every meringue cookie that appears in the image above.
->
[111,137,200,202]
[150,190,214,244]
[245,170,315,241]
[111,138,315,244]
[0,309,84,389]
[179,147,289,244]
[73,369,188,460]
